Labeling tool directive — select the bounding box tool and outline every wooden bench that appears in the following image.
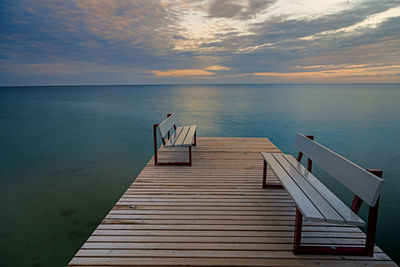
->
[153,113,197,166]
[261,133,384,256]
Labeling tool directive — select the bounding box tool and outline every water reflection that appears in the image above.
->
[171,85,225,136]
[0,84,399,266]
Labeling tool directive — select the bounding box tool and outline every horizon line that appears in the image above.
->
[1,82,400,88]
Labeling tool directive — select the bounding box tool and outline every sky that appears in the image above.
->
[0,0,399,85]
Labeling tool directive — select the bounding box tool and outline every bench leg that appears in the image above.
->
[292,204,379,256]
[365,198,379,255]
[189,146,192,165]
[262,161,283,189]
[153,124,159,166]
[293,208,303,254]
[193,131,197,146]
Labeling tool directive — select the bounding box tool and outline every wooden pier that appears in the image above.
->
[68,137,396,266]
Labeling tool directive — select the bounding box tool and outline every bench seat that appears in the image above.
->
[165,125,197,147]
[262,152,364,226]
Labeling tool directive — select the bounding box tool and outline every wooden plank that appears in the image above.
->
[158,113,176,137]
[74,249,390,260]
[261,152,324,222]
[283,154,365,226]
[172,125,190,146]
[183,125,197,146]
[273,153,346,225]
[86,235,368,245]
[91,230,365,238]
[69,257,396,267]
[96,224,361,232]
[164,126,183,147]
[294,133,384,206]
[104,214,296,220]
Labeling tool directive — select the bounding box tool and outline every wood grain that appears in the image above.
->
[68,137,395,266]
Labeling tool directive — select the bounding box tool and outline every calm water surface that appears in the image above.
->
[1,84,399,266]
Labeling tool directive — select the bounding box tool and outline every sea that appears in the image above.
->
[1,84,399,266]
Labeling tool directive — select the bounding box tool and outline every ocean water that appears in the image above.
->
[0,84,399,266]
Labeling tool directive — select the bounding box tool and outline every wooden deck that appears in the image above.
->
[68,137,396,266]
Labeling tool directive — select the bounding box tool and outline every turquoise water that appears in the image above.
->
[0,84,399,266]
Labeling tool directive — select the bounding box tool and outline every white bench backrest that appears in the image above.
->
[294,133,384,207]
[158,113,177,137]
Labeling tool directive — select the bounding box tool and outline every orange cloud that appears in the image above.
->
[150,65,231,77]
[254,65,400,80]
[150,69,215,77]
[295,64,367,70]
[204,65,231,71]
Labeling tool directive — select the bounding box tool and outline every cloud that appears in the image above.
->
[204,65,231,70]
[236,42,275,53]
[207,0,276,19]
[300,6,400,41]
[295,64,368,70]
[254,65,400,80]
[170,0,279,52]
[290,35,400,72]
[208,0,243,18]
[72,0,172,51]
[150,69,215,77]
[0,59,132,75]
[150,64,231,77]
[1,0,400,84]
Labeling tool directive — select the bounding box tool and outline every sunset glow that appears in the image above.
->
[0,0,399,85]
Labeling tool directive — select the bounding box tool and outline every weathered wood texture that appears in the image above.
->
[68,137,395,266]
